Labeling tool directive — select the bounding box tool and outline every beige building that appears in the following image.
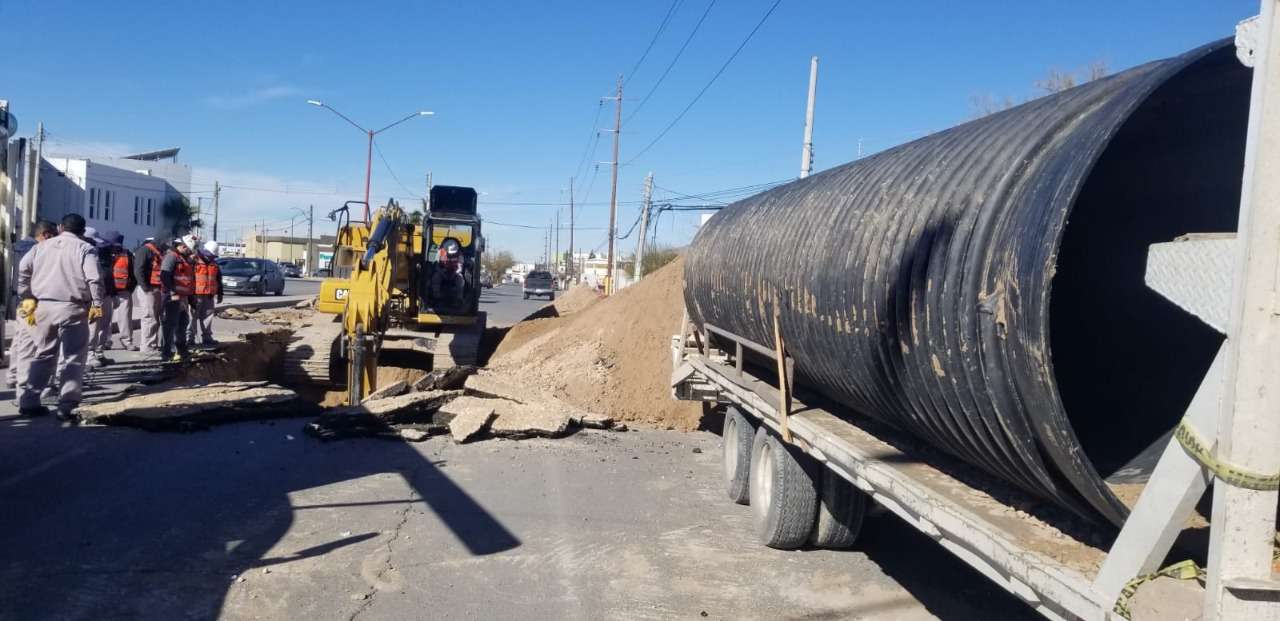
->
[243,234,336,275]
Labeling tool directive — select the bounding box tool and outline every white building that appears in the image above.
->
[37,148,192,248]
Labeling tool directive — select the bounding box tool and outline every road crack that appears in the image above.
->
[349,488,419,621]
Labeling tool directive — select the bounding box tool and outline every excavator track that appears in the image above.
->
[281,316,344,386]
[425,312,486,367]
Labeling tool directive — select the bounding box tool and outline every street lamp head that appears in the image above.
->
[418,111,434,116]
[306,100,324,107]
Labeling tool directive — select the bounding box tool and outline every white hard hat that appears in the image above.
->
[204,240,219,254]
[181,234,196,248]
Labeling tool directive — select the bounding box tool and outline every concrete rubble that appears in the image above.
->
[75,381,314,429]
[438,396,497,443]
[488,400,572,439]
[365,380,408,401]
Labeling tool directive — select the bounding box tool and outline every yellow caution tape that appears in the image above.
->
[1174,419,1280,491]
[1113,559,1205,620]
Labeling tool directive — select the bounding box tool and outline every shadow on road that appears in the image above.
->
[0,417,520,619]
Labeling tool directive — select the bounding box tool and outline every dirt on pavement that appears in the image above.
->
[489,258,703,430]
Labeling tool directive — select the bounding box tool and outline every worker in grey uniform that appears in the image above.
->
[84,228,114,368]
[159,238,195,362]
[16,213,104,419]
[6,220,58,389]
[133,237,165,355]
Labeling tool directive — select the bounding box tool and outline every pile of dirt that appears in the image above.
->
[218,307,318,326]
[553,285,602,314]
[489,257,702,430]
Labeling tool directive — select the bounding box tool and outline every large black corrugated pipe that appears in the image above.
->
[684,39,1250,525]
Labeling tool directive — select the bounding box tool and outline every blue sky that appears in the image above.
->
[6,1,1258,261]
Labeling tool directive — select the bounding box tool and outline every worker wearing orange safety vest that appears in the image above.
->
[132,237,166,354]
[105,231,138,351]
[187,240,223,347]
[158,237,195,362]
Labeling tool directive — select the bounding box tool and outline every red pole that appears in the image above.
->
[363,130,374,221]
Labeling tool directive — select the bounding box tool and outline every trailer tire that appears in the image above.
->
[722,407,755,504]
[809,467,867,549]
[750,427,818,549]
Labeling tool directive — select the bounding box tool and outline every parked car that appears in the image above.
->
[315,267,333,278]
[281,263,302,278]
[480,271,494,288]
[218,258,286,296]
[523,270,555,300]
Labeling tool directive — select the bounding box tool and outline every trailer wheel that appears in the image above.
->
[809,467,867,549]
[722,407,755,504]
[749,427,818,549]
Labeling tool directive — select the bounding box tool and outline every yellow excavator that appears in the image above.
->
[283,186,486,404]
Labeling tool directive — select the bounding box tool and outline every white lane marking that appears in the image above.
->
[0,445,90,489]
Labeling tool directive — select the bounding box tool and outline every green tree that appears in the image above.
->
[641,245,681,276]
[161,196,201,236]
[483,250,516,277]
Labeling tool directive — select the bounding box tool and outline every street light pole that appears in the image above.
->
[306,100,433,222]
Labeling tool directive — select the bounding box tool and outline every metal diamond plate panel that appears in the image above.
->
[1145,234,1236,335]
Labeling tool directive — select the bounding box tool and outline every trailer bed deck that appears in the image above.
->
[674,345,1132,620]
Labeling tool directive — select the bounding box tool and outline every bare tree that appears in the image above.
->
[969,93,1018,119]
[971,60,1110,118]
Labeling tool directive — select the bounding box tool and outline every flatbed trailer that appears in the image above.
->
[670,10,1280,620]
[671,326,1112,620]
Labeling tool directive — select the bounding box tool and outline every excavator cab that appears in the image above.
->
[418,186,483,326]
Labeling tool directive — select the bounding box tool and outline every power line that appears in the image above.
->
[624,0,685,85]
[372,138,424,199]
[572,102,605,185]
[624,0,718,125]
[626,0,784,166]
[488,219,606,231]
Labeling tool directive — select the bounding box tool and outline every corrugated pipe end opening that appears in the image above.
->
[1050,46,1249,479]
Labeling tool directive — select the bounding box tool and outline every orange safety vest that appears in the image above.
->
[112,253,130,291]
[194,256,219,296]
[145,242,163,287]
[171,254,195,296]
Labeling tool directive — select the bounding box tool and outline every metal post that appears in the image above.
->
[307,204,314,277]
[1205,3,1280,617]
[606,74,622,295]
[568,176,575,282]
[212,181,220,241]
[800,56,818,179]
[634,172,653,281]
[555,208,561,275]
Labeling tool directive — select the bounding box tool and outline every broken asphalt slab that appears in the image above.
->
[438,396,497,443]
[75,381,318,430]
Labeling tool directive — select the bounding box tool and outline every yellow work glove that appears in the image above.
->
[17,299,36,326]
[87,305,104,322]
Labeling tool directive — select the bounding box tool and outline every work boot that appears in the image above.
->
[169,353,183,363]
[202,338,219,347]
[56,403,78,423]
[19,405,49,417]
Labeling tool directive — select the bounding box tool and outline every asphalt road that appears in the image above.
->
[0,283,1038,620]
[481,282,554,328]
[223,277,321,306]
[0,420,1035,621]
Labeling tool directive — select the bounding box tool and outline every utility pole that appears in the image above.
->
[634,172,653,282]
[605,74,623,294]
[307,204,315,276]
[568,177,576,282]
[555,209,561,275]
[213,181,221,241]
[25,122,44,238]
[800,56,819,179]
